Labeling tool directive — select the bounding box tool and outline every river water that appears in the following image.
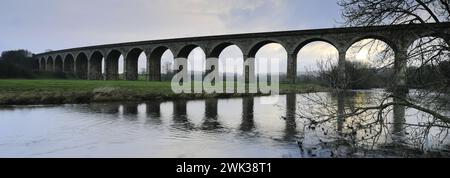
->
[1,90,449,158]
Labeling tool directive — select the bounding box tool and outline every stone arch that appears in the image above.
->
[149,46,174,81]
[295,39,340,79]
[210,43,245,78]
[75,52,88,79]
[46,56,54,71]
[407,35,450,67]
[40,57,46,71]
[294,38,339,55]
[344,37,397,89]
[209,42,243,58]
[55,55,63,73]
[406,35,450,88]
[177,45,206,75]
[247,39,286,58]
[64,54,75,74]
[251,41,289,80]
[125,48,146,80]
[407,35,450,50]
[409,31,450,46]
[177,44,205,58]
[346,37,395,68]
[105,49,123,80]
[346,35,397,53]
[89,51,104,80]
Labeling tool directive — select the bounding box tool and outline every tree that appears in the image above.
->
[161,61,174,81]
[0,50,36,78]
[293,0,450,156]
[162,61,173,74]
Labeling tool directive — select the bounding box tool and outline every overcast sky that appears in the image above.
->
[0,0,346,73]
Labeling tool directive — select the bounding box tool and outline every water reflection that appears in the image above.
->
[89,103,120,114]
[122,103,139,121]
[145,101,162,125]
[284,94,297,141]
[392,96,407,145]
[146,101,161,118]
[1,91,448,158]
[122,103,138,115]
[337,92,345,135]
[201,98,223,131]
[172,99,195,130]
[240,96,255,132]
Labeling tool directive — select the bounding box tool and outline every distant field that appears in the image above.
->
[0,79,327,105]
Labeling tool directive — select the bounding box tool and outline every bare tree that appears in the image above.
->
[292,0,450,157]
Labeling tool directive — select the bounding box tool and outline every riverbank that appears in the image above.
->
[0,79,328,105]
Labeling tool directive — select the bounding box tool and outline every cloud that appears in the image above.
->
[0,0,343,72]
[0,0,341,52]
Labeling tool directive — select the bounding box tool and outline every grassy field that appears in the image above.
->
[0,79,327,105]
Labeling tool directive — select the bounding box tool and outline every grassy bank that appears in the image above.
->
[0,79,328,105]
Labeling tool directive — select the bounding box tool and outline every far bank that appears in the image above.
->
[0,80,327,105]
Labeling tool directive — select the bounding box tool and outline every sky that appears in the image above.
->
[0,0,354,73]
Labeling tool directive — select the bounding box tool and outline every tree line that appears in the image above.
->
[0,50,37,78]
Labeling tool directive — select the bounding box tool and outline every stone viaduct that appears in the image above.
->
[35,23,450,89]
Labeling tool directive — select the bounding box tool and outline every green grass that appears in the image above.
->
[0,79,328,105]
[0,79,172,93]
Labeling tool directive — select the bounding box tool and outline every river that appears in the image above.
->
[1,90,449,158]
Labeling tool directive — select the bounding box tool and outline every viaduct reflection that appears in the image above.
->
[145,101,162,125]
[72,96,304,139]
[240,96,255,132]
[284,94,298,141]
[171,99,195,130]
[88,103,121,114]
[146,101,161,118]
[122,103,139,121]
[201,98,223,131]
[392,96,407,144]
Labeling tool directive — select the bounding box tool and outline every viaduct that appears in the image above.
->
[35,23,450,90]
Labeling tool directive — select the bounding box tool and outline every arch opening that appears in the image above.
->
[217,45,244,87]
[64,54,75,74]
[150,46,174,81]
[187,47,206,82]
[40,58,46,71]
[125,48,146,81]
[89,51,104,80]
[177,45,201,58]
[46,57,54,72]
[248,40,284,58]
[105,50,123,80]
[210,42,235,58]
[296,41,339,85]
[75,53,88,79]
[407,36,449,67]
[345,38,395,89]
[253,42,287,82]
[407,36,450,88]
[55,56,63,73]
[177,45,206,83]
